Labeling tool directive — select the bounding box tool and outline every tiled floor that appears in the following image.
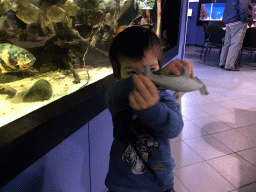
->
[171,45,256,192]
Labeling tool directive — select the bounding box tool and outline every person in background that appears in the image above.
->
[251,21,256,27]
[218,0,252,71]
[104,26,194,192]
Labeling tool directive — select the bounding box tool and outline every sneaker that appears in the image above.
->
[225,68,240,71]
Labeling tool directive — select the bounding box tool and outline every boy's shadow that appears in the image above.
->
[200,108,256,191]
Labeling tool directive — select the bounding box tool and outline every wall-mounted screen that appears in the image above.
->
[199,3,225,21]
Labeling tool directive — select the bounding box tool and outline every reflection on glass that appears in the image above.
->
[211,3,225,20]
[137,0,155,10]
[0,0,158,127]
[199,3,225,21]
[199,3,211,21]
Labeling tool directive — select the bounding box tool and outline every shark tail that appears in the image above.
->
[173,91,186,101]
[193,77,209,95]
[199,85,209,95]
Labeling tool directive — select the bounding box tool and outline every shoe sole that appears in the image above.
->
[225,69,240,71]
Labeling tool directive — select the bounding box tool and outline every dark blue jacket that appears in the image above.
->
[105,70,183,192]
[222,0,252,24]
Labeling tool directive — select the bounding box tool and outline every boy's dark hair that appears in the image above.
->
[109,26,163,80]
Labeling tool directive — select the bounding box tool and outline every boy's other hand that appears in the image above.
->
[160,58,195,78]
[129,74,160,111]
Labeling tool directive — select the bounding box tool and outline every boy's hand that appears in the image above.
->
[129,74,159,111]
[160,58,195,78]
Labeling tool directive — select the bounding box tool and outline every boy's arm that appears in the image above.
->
[105,70,161,118]
[133,91,183,139]
[239,0,253,24]
[129,73,183,139]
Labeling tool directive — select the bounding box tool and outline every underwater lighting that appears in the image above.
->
[137,0,155,9]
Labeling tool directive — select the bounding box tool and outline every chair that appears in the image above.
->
[236,27,256,67]
[200,23,210,59]
[202,25,226,62]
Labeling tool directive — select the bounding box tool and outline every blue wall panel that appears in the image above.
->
[0,157,46,192]
[42,123,90,192]
[0,123,90,192]
[89,109,113,192]
[186,2,205,46]
[186,2,199,44]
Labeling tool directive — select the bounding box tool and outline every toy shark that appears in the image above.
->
[144,65,209,100]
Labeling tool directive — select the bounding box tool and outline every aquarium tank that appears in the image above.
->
[0,0,161,127]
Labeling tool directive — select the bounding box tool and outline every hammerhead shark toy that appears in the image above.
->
[144,65,209,100]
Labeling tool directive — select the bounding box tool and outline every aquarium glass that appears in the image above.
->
[199,3,225,21]
[199,3,211,21]
[0,0,162,127]
[137,0,155,9]
[211,3,225,20]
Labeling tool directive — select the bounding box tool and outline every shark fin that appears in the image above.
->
[193,77,209,95]
[181,66,190,79]
[173,91,186,100]
[194,76,204,84]
[144,64,151,77]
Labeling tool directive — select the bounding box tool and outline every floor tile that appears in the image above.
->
[237,182,256,192]
[235,88,256,97]
[191,116,232,134]
[231,98,256,109]
[241,95,256,103]
[181,96,213,105]
[182,91,201,97]
[234,109,256,127]
[200,79,220,87]
[178,121,208,140]
[236,147,256,167]
[211,129,256,152]
[236,124,256,142]
[216,100,250,112]
[183,45,256,192]
[183,135,233,160]
[233,81,256,90]
[207,153,256,188]
[214,81,244,91]
[214,113,256,128]
[174,161,235,192]
[174,175,189,192]
[180,100,198,108]
[171,141,204,169]
[170,136,182,144]
[182,116,189,121]
[196,103,231,116]
[181,107,212,120]
[204,86,230,95]
[216,90,252,100]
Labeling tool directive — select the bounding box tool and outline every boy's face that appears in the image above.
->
[120,48,160,79]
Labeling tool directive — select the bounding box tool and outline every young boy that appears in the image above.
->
[105,26,191,192]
